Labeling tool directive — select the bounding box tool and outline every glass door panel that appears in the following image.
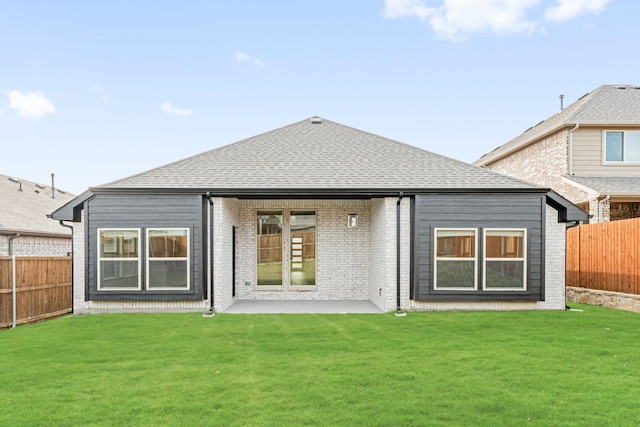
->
[290,211,316,286]
[257,211,283,286]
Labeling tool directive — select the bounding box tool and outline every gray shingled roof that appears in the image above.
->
[564,176,640,196]
[99,117,539,193]
[475,85,640,166]
[0,174,76,236]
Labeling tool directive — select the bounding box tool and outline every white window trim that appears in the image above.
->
[146,228,190,291]
[602,130,640,164]
[483,228,527,291]
[97,228,141,291]
[433,228,478,291]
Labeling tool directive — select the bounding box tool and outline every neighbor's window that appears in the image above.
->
[484,229,526,290]
[434,229,477,290]
[98,229,141,290]
[147,228,190,290]
[605,131,640,163]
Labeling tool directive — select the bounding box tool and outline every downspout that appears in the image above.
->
[396,192,405,315]
[568,124,579,176]
[8,234,19,328]
[206,193,215,313]
[58,221,74,314]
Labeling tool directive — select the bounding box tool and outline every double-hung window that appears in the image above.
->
[434,229,477,290]
[605,131,640,163]
[98,229,141,290]
[484,229,526,290]
[147,228,190,290]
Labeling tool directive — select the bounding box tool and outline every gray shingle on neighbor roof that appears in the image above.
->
[474,85,640,166]
[99,117,540,192]
[565,176,640,196]
[0,174,76,236]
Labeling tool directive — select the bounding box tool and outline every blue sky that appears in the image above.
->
[0,0,634,195]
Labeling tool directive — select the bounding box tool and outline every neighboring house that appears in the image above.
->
[474,84,640,223]
[1,174,75,257]
[51,117,586,314]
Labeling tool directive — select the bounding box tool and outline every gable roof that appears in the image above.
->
[98,117,540,196]
[0,174,76,237]
[474,84,640,166]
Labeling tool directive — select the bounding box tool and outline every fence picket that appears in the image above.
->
[566,218,640,294]
[0,256,72,328]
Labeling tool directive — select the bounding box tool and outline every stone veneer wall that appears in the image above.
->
[567,286,640,313]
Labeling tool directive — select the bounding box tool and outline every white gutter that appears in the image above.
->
[568,124,579,175]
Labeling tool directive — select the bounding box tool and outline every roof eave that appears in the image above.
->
[89,186,548,198]
[0,229,71,239]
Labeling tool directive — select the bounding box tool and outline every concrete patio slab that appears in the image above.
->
[221,300,383,314]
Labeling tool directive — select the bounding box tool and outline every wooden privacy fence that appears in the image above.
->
[566,218,640,294]
[0,257,72,328]
[257,231,315,264]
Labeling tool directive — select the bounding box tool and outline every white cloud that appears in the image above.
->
[235,51,264,67]
[383,0,611,40]
[545,0,611,22]
[161,101,193,116]
[7,90,56,119]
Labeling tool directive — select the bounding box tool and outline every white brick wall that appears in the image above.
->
[369,198,387,310]
[0,235,71,257]
[213,197,241,312]
[229,199,372,307]
[72,214,86,311]
[539,204,566,310]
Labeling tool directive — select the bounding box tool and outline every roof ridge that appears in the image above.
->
[473,84,640,166]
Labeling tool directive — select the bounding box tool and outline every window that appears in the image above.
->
[290,211,316,286]
[605,131,640,163]
[98,229,141,290]
[434,229,477,290]
[484,229,526,290]
[257,211,283,286]
[147,228,190,290]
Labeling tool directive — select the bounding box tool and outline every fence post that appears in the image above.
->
[11,254,16,329]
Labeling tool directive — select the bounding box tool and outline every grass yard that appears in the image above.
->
[1,304,639,426]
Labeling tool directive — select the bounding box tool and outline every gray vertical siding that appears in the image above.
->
[412,193,545,301]
[86,193,205,300]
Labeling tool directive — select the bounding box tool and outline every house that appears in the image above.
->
[474,84,640,223]
[51,117,586,314]
[1,174,75,257]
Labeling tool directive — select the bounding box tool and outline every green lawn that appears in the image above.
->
[1,305,639,426]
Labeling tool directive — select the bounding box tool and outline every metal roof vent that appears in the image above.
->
[310,116,322,124]
[8,177,23,191]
